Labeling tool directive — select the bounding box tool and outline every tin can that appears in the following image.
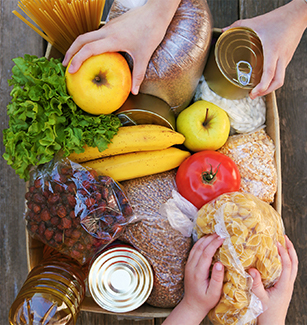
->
[203,27,263,99]
[115,93,176,130]
[88,242,154,313]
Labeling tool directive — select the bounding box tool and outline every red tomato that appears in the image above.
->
[176,151,241,209]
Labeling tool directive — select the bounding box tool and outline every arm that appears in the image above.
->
[223,0,307,99]
[248,236,298,325]
[62,0,181,95]
[162,234,224,325]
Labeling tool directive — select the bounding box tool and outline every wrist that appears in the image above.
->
[291,0,307,27]
[179,297,210,323]
[257,312,286,325]
[146,0,181,24]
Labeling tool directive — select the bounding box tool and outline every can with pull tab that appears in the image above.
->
[203,27,263,99]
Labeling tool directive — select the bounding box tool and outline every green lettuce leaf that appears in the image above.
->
[3,54,121,180]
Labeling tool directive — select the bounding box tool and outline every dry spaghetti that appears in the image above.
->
[13,0,105,54]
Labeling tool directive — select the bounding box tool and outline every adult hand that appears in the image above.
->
[62,0,180,95]
[162,234,224,325]
[248,235,298,325]
[223,0,307,99]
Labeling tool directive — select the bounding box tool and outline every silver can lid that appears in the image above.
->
[215,27,263,89]
[88,246,153,313]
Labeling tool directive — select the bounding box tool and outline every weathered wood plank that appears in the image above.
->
[207,0,239,28]
[276,32,307,325]
[240,1,307,324]
[0,1,44,324]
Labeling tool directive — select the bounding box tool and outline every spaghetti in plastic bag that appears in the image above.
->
[25,155,133,265]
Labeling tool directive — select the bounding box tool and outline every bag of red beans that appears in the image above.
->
[25,155,134,265]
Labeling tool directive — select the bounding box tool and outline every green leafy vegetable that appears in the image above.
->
[3,54,121,180]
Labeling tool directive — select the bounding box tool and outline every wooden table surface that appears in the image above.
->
[1,0,306,324]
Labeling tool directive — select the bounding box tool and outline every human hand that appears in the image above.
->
[248,235,298,325]
[162,234,224,325]
[223,0,307,99]
[62,0,180,95]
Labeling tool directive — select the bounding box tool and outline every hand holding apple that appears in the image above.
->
[65,52,131,115]
[176,100,230,151]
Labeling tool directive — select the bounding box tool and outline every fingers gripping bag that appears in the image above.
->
[108,0,213,115]
[195,192,285,325]
[119,169,193,308]
[25,155,134,265]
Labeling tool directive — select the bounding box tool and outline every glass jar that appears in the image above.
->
[9,248,86,325]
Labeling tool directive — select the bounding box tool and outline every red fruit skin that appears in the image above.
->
[176,150,241,210]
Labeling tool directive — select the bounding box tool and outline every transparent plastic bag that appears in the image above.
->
[108,0,213,115]
[195,192,285,325]
[25,155,133,265]
[161,190,284,324]
[119,169,193,308]
[159,189,198,238]
[218,128,277,204]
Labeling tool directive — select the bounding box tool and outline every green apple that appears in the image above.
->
[176,100,230,151]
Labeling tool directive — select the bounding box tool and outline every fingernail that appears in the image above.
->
[249,270,256,279]
[250,93,257,100]
[68,63,75,73]
[215,262,223,271]
[132,85,139,95]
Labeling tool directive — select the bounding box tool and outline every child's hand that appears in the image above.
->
[162,234,224,325]
[248,235,298,325]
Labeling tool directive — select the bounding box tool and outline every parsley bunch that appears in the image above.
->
[3,54,121,180]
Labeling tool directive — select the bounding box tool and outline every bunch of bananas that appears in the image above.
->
[69,124,190,182]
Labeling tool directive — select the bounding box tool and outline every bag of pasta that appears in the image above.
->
[108,0,213,115]
[195,192,285,325]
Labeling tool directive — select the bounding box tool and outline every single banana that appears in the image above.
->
[82,147,191,182]
[69,124,186,163]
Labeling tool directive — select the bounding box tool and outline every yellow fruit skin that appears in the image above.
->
[81,147,191,182]
[65,52,131,115]
[69,124,186,163]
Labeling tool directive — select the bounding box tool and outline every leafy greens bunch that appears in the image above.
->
[3,54,121,181]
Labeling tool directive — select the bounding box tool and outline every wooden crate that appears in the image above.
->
[26,41,282,319]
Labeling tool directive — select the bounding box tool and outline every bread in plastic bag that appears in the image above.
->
[218,128,277,204]
[195,192,285,325]
[25,155,133,265]
[108,0,213,115]
[119,169,193,308]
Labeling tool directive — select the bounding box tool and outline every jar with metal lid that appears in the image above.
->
[9,247,86,325]
[204,27,263,99]
[88,241,154,313]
